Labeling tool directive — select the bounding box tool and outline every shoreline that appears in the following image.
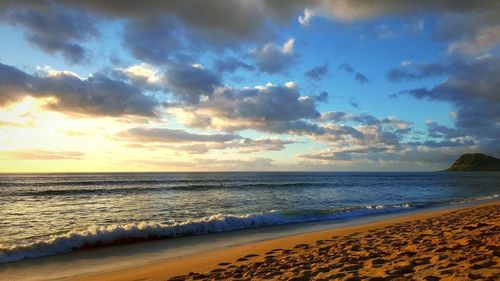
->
[1,200,497,281]
[70,200,499,281]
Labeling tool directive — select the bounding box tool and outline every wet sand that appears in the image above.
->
[72,202,499,281]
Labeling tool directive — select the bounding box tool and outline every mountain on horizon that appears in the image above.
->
[446,153,500,171]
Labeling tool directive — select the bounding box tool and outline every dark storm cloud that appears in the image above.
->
[214,57,255,73]
[305,63,329,81]
[0,62,158,117]
[0,2,98,63]
[338,64,370,84]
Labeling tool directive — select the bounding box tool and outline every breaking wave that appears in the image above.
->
[1,194,496,264]
[0,203,413,264]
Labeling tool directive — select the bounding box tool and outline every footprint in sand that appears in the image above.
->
[244,253,259,258]
[210,268,226,273]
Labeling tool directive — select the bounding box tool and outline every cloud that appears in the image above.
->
[117,127,240,143]
[386,63,448,82]
[1,149,85,160]
[447,25,500,56]
[299,111,478,168]
[354,73,370,84]
[316,0,499,22]
[395,56,500,154]
[298,146,388,161]
[349,101,360,109]
[305,111,417,164]
[214,57,255,73]
[338,63,370,84]
[181,138,297,154]
[373,20,424,39]
[116,62,223,105]
[296,144,468,170]
[170,83,327,135]
[425,120,465,139]
[250,38,297,74]
[298,8,315,26]
[314,1,499,58]
[0,62,158,117]
[113,63,161,89]
[236,137,297,153]
[305,63,329,81]
[163,63,222,104]
[0,120,34,128]
[374,24,396,39]
[320,111,382,125]
[117,127,297,154]
[122,18,186,65]
[63,0,277,41]
[2,0,498,64]
[141,157,275,171]
[0,2,98,63]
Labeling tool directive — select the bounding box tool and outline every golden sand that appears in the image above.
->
[74,203,499,281]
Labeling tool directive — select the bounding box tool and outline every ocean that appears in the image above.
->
[0,172,499,264]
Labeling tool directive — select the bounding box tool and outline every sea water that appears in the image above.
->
[1,172,499,263]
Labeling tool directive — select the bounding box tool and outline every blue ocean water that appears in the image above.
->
[0,172,499,263]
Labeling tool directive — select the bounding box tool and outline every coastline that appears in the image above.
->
[56,200,500,281]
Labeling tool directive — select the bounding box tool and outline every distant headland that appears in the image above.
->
[446,153,500,171]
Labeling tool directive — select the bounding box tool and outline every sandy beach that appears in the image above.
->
[70,202,499,281]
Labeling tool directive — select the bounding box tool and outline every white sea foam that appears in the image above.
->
[2,193,497,264]
[0,204,414,264]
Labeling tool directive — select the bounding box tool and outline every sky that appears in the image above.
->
[0,0,499,172]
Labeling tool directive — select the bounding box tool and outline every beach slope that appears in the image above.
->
[75,203,499,281]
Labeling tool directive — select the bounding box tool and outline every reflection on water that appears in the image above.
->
[0,172,499,262]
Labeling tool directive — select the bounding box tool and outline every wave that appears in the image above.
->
[3,182,325,197]
[0,179,205,188]
[1,194,496,264]
[0,203,414,264]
